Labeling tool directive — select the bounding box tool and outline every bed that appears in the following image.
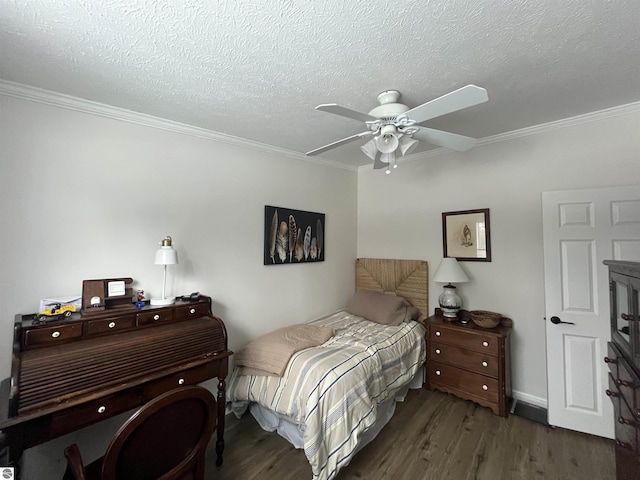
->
[226,258,428,480]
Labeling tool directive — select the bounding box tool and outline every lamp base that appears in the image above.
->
[438,284,461,321]
[150,297,176,306]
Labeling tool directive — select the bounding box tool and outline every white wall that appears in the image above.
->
[0,93,357,478]
[357,107,640,406]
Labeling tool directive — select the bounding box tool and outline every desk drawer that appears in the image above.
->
[137,309,174,326]
[175,302,210,321]
[428,360,499,404]
[429,325,499,356]
[23,323,83,347]
[143,363,218,399]
[87,314,134,336]
[50,389,142,437]
[429,342,499,377]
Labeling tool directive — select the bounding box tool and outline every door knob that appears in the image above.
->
[550,316,575,325]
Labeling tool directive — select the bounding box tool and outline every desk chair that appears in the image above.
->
[63,386,216,480]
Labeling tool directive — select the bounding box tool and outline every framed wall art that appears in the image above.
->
[264,205,325,265]
[442,208,491,262]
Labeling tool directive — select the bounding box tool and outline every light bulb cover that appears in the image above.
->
[398,136,419,156]
[360,138,378,160]
[376,124,399,153]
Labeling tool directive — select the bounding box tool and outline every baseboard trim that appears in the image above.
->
[512,390,547,409]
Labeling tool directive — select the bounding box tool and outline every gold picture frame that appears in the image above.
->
[442,208,491,262]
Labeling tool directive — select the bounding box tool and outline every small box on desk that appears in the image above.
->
[81,277,134,315]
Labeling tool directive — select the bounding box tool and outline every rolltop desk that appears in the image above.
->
[0,295,232,472]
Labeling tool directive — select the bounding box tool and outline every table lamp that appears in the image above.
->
[150,236,178,306]
[433,257,469,320]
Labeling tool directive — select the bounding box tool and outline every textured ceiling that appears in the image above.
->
[2,1,640,168]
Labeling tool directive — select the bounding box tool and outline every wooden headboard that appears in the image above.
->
[355,258,428,317]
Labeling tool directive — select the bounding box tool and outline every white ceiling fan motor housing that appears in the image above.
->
[368,90,410,120]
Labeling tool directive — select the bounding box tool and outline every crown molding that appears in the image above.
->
[359,99,640,172]
[0,80,358,172]
[476,100,640,146]
[3,79,638,175]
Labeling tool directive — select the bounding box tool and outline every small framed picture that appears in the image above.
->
[442,208,491,262]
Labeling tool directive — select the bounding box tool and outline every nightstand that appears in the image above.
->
[425,311,512,417]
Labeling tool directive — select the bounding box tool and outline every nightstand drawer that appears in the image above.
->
[429,342,499,377]
[428,361,499,404]
[429,325,499,356]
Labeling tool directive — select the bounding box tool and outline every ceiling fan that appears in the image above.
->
[306,85,489,172]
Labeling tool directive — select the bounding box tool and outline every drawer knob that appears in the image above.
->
[616,378,634,388]
[97,406,106,414]
[435,349,441,355]
[190,308,196,314]
[435,370,441,376]
[482,361,488,367]
[153,314,160,321]
[178,378,185,385]
[604,356,617,364]
[482,341,489,347]
[51,331,61,338]
[435,331,441,337]
[615,439,632,450]
[618,415,636,427]
[482,384,488,391]
[605,389,618,398]
[108,321,116,329]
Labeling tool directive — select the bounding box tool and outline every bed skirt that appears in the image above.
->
[230,365,425,453]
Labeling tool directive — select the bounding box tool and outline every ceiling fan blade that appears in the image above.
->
[306,131,373,156]
[316,104,378,123]
[404,85,488,124]
[411,127,478,151]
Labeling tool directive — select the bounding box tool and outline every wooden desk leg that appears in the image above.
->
[216,378,226,466]
[1,427,24,479]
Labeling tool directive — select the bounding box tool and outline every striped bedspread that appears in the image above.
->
[226,310,426,480]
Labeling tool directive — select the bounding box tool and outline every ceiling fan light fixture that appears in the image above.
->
[309,86,488,172]
[398,136,419,156]
[360,138,378,160]
[376,124,399,153]
[381,151,395,165]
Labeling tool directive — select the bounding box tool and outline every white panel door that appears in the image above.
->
[543,185,640,438]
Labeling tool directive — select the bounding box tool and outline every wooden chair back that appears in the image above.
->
[63,386,216,480]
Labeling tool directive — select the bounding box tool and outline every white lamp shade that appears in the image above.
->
[433,257,469,283]
[154,247,178,265]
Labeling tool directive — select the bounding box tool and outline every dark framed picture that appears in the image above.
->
[264,206,325,265]
[442,208,491,262]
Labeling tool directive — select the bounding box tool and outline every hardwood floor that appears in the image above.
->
[206,388,615,480]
